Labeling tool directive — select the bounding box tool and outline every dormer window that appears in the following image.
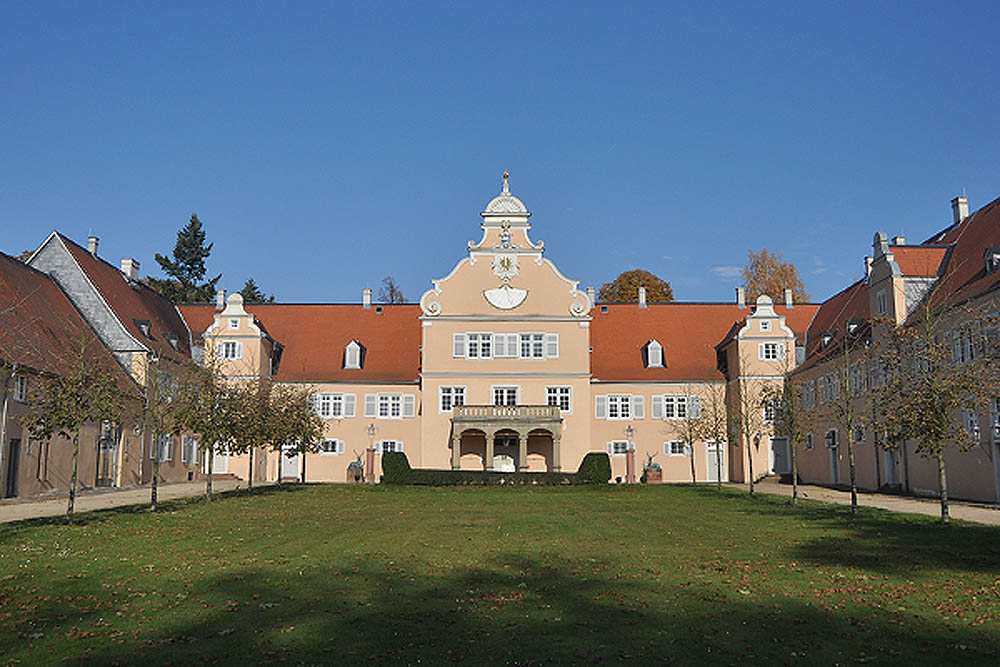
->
[165,333,180,351]
[344,340,364,370]
[821,332,834,348]
[229,318,239,329]
[760,321,771,332]
[133,319,152,338]
[644,339,664,368]
[985,248,1000,274]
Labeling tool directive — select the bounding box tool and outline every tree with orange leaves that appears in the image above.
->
[741,249,808,304]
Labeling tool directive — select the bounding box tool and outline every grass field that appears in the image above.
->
[1,484,998,665]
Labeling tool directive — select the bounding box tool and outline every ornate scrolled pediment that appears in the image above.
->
[484,285,528,310]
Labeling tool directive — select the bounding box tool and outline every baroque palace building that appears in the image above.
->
[3,175,1000,503]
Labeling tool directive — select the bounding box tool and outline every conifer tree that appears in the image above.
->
[240,277,274,304]
[147,215,222,303]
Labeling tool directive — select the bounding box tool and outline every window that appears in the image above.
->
[467,333,493,359]
[762,400,775,424]
[454,332,556,359]
[607,440,631,456]
[182,436,199,464]
[493,333,520,358]
[607,395,631,419]
[825,429,838,449]
[154,433,172,462]
[820,374,839,403]
[453,333,467,358]
[853,425,864,443]
[493,386,519,406]
[758,342,784,361]
[520,333,546,359]
[365,394,415,419]
[229,318,239,329]
[439,386,466,412]
[377,440,403,454]
[849,363,865,395]
[546,386,571,412]
[13,375,27,402]
[760,321,771,332]
[320,439,345,455]
[220,341,242,360]
[666,441,688,456]
[645,340,664,368]
[344,341,362,369]
[664,395,687,419]
[800,383,815,410]
[876,290,888,316]
[805,433,814,450]
[313,393,356,419]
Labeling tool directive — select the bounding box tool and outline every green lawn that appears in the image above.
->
[1,485,998,665]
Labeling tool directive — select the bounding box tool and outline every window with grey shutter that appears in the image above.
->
[689,395,702,418]
[651,395,664,419]
[364,394,377,417]
[402,394,416,418]
[631,395,645,419]
[453,334,467,358]
[545,333,559,358]
[344,394,356,417]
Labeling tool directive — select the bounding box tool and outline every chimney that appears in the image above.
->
[891,236,905,246]
[363,288,372,309]
[784,288,793,308]
[864,256,873,278]
[87,236,99,256]
[120,258,140,281]
[215,288,226,310]
[952,195,969,224]
[736,286,746,309]
[587,286,596,306]
[638,286,647,308]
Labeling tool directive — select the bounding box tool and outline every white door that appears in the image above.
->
[884,449,899,485]
[705,441,727,482]
[770,437,790,475]
[281,445,300,479]
[209,448,228,474]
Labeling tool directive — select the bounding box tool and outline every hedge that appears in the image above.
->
[381,451,612,486]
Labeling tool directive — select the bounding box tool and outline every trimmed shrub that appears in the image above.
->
[576,452,611,484]
[382,451,412,484]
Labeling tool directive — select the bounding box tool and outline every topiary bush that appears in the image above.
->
[576,452,611,484]
[381,451,412,484]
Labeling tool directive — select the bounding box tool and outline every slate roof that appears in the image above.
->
[796,278,870,373]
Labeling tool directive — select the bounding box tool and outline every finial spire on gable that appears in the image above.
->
[502,171,509,194]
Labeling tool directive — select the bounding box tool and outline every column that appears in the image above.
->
[552,431,561,472]
[517,431,528,472]
[451,432,462,470]
[485,429,495,471]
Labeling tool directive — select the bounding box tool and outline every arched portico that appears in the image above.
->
[450,405,562,472]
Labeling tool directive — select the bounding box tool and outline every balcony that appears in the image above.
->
[452,404,561,423]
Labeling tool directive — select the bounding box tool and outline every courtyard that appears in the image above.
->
[0,484,998,664]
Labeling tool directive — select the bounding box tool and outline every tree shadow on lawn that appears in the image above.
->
[8,552,998,665]
[0,483,309,537]
[704,487,1000,576]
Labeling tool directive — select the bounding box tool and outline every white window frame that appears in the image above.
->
[760,320,771,332]
[546,386,572,413]
[646,340,664,368]
[607,394,632,420]
[608,440,631,457]
[13,375,27,402]
[220,340,242,360]
[758,342,784,361]
[762,400,775,424]
[665,441,688,456]
[519,333,546,359]
[320,439,345,455]
[377,440,404,454]
[492,385,519,406]
[439,386,466,413]
[156,433,172,462]
[181,435,199,464]
[228,318,239,329]
[467,332,493,359]
[876,290,888,316]
[344,341,362,369]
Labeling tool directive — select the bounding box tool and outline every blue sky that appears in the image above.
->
[2,2,998,304]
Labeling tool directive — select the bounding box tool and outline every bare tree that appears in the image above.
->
[694,382,729,491]
[730,357,770,496]
[378,277,405,304]
[174,361,239,501]
[664,386,703,484]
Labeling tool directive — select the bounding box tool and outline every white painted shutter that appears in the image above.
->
[396,441,404,452]
[758,343,765,360]
[545,333,559,358]
[494,334,507,358]
[336,440,345,455]
[632,395,645,419]
[402,394,416,418]
[689,395,702,418]
[651,395,664,419]
[453,334,467,358]
[364,394,377,417]
[235,341,243,359]
[507,334,519,357]
[778,344,787,360]
[595,395,608,419]
[344,394,356,417]
[606,442,614,455]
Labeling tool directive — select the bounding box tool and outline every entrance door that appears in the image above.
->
[96,439,117,487]
[212,448,228,474]
[280,445,300,479]
[705,441,727,482]
[884,449,899,486]
[830,446,840,484]
[770,437,790,475]
[4,439,20,498]
[994,442,1000,502]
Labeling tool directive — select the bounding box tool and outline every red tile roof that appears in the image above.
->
[590,302,819,382]
[0,252,136,390]
[797,278,870,372]
[891,246,948,277]
[179,303,422,384]
[59,234,192,363]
